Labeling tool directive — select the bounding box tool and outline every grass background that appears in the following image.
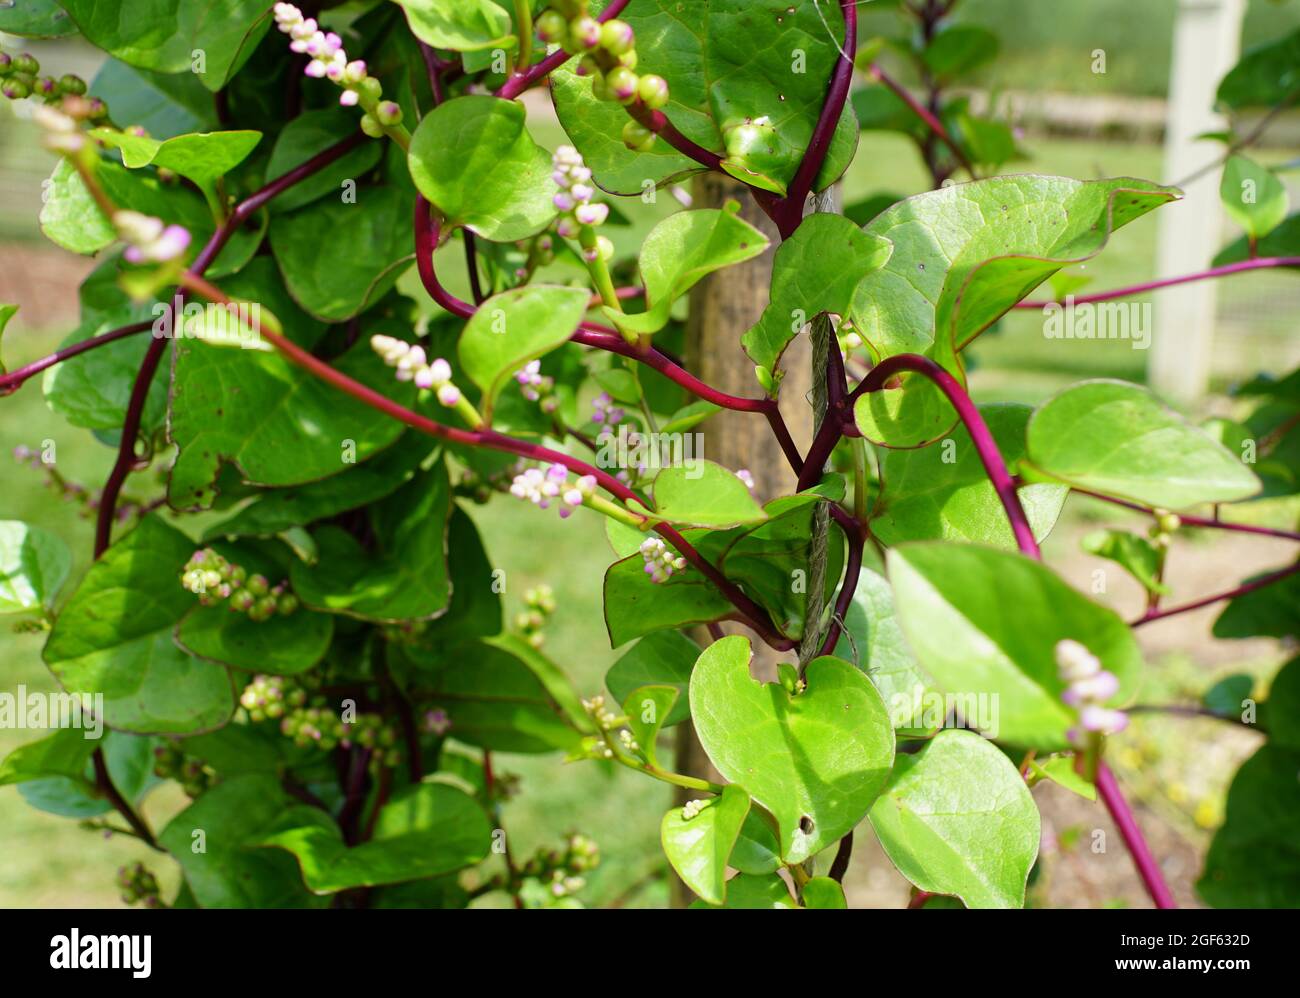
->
[1,10,1299,905]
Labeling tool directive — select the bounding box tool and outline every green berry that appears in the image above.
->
[360,113,384,139]
[59,74,87,96]
[600,19,635,56]
[12,54,39,76]
[249,596,277,622]
[0,53,12,75]
[276,592,299,616]
[638,74,670,109]
[536,10,568,43]
[2,79,30,100]
[376,100,403,127]
[621,120,656,152]
[246,574,269,597]
[605,66,639,104]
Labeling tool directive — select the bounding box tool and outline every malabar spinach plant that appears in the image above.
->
[0,0,1296,909]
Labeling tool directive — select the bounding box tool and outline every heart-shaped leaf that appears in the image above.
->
[801,876,848,908]
[263,110,384,214]
[661,784,751,906]
[43,516,235,735]
[92,128,262,216]
[1024,379,1261,509]
[1220,155,1289,241]
[0,0,76,37]
[0,521,70,614]
[869,730,1040,908]
[259,783,492,894]
[645,460,768,529]
[458,285,590,418]
[852,176,1178,447]
[1081,529,1170,595]
[690,635,895,864]
[408,96,556,242]
[869,403,1067,549]
[391,0,514,52]
[605,631,699,728]
[606,205,769,338]
[887,542,1143,749]
[622,685,679,769]
[602,532,733,647]
[742,212,891,378]
[690,872,798,909]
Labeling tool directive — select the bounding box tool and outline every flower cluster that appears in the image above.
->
[493,832,601,901]
[515,584,557,649]
[535,3,669,151]
[591,391,625,426]
[114,209,192,265]
[152,741,213,798]
[0,51,88,106]
[640,536,686,583]
[510,463,598,519]
[735,468,755,490]
[116,862,162,908]
[370,334,462,407]
[180,548,299,621]
[273,3,401,135]
[424,707,451,736]
[239,673,402,765]
[1056,639,1128,745]
[552,145,610,240]
[514,359,558,412]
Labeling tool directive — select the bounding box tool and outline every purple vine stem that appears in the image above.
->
[495,0,631,100]
[836,353,1042,558]
[1072,486,1300,542]
[0,320,152,396]
[1132,560,1299,626]
[866,63,975,180]
[1096,763,1178,909]
[1015,256,1300,308]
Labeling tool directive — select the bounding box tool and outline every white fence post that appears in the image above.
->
[1149,0,1247,405]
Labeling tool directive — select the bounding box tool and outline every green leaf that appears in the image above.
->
[1082,529,1169,595]
[852,177,1179,447]
[395,640,583,754]
[459,285,590,418]
[1216,28,1300,110]
[1024,379,1261,509]
[1030,755,1097,801]
[801,876,848,909]
[160,774,325,908]
[1263,656,1300,751]
[1198,744,1300,907]
[44,325,169,437]
[0,521,70,614]
[621,685,679,769]
[1203,673,1255,721]
[43,516,235,735]
[870,730,1040,908]
[605,631,699,728]
[290,466,452,623]
[418,508,504,647]
[408,95,555,241]
[1220,155,1288,240]
[16,730,153,818]
[58,0,272,90]
[0,729,97,789]
[602,539,733,647]
[92,128,262,215]
[690,636,895,864]
[269,185,415,322]
[0,303,16,368]
[742,212,892,377]
[833,568,937,731]
[264,110,384,214]
[549,67,703,196]
[661,784,751,906]
[168,266,415,509]
[176,541,333,675]
[870,403,1067,550]
[887,542,1144,749]
[606,206,770,338]
[390,0,513,52]
[259,783,491,894]
[690,872,797,909]
[729,810,782,875]
[204,433,433,541]
[89,59,219,139]
[921,25,999,81]
[645,460,768,529]
[1212,568,1300,640]
[0,0,76,37]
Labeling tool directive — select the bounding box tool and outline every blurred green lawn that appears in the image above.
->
[1,124,1296,907]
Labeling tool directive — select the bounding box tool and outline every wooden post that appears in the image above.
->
[668,174,816,906]
[1149,0,1246,404]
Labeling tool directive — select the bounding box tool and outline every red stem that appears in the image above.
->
[848,354,1041,558]
[1131,560,1299,626]
[867,63,975,179]
[1014,256,1300,308]
[1072,486,1300,543]
[1096,763,1177,909]
[818,505,865,658]
[770,0,859,237]
[495,0,632,100]
[0,320,152,396]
